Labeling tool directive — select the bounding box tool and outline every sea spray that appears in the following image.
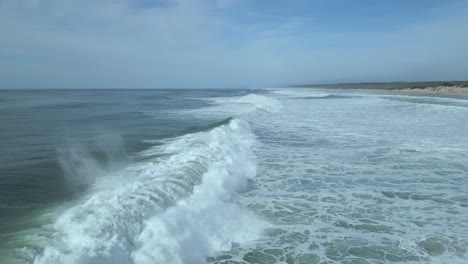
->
[57,131,129,188]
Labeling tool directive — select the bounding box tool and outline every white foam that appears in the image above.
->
[222,90,468,263]
[33,119,266,264]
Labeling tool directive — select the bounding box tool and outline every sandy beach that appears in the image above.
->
[342,85,468,98]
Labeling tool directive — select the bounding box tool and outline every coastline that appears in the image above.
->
[293,81,468,99]
[354,86,468,99]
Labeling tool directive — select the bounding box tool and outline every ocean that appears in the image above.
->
[0,88,467,264]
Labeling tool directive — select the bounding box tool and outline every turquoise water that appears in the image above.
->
[0,88,467,263]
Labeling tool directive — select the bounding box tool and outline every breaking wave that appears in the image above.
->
[30,118,266,264]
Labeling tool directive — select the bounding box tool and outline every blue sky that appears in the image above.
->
[0,0,467,88]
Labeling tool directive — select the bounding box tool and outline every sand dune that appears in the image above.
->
[395,85,468,96]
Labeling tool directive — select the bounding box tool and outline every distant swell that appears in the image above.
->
[180,94,284,119]
[31,118,266,264]
[300,95,353,100]
[230,94,283,113]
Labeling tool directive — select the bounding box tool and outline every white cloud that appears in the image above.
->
[0,0,467,88]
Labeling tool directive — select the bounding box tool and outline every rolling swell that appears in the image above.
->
[182,117,234,135]
[29,118,265,264]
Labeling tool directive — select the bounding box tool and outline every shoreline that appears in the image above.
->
[292,81,468,99]
[330,86,468,99]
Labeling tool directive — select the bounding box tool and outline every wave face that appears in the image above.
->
[32,119,266,264]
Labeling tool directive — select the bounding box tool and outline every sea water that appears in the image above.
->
[0,88,467,263]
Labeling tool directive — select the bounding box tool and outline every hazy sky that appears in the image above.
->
[1,0,468,88]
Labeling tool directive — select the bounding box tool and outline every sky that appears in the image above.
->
[0,0,468,89]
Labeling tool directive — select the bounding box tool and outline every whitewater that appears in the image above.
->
[1,88,467,264]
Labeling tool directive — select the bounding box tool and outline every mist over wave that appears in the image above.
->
[57,132,129,188]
